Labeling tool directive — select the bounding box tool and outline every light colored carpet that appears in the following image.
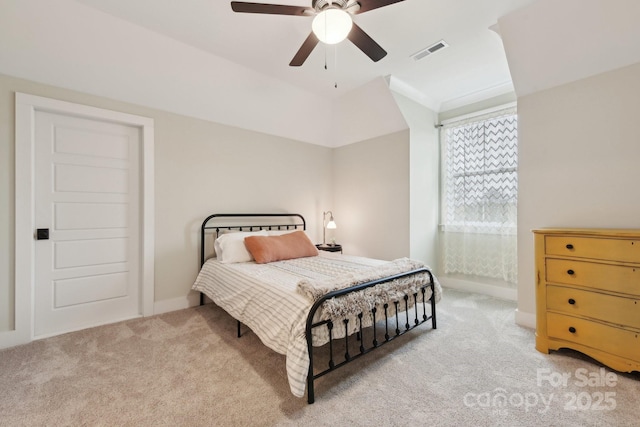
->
[1,289,638,426]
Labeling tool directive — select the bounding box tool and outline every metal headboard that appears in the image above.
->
[200,213,306,268]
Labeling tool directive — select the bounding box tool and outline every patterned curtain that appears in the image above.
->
[440,107,518,284]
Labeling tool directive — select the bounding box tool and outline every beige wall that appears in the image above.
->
[0,73,333,332]
[392,93,440,268]
[333,130,411,261]
[517,62,640,321]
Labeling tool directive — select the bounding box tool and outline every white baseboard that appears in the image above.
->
[153,292,201,315]
[1,293,202,350]
[439,276,538,329]
[515,309,536,329]
[439,276,517,301]
[0,329,30,350]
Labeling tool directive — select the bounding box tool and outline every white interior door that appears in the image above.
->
[33,111,141,338]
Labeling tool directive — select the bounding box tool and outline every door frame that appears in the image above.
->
[9,92,154,348]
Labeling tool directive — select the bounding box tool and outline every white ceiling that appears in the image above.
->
[74,0,535,111]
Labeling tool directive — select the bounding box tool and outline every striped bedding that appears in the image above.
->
[192,251,439,398]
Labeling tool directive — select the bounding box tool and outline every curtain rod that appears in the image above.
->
[435,101,517,128]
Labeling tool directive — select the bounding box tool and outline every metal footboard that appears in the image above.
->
[305,268,437,404]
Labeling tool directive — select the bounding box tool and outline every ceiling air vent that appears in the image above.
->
[411,39,449,61]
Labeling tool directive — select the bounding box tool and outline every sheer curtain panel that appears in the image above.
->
[440,107,518,284]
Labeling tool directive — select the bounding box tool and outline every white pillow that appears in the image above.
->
[214,230,268,263]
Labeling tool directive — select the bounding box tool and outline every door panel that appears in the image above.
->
[54,163,129,194]
[54,126,130,159]
[34,111,141,337]
[54,238,129,269]
[54,203,128,230]
[54,272,129,308]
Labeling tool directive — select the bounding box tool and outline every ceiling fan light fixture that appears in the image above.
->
[312,8,352,44]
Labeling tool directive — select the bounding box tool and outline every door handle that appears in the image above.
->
[36,228,49,240]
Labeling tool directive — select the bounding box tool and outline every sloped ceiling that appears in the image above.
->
[0,0,413,147]
[0,0,329,145]
[2,0,638,147]
[73,0,533,111]
[499,0,640,97]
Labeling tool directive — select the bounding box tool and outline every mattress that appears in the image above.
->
[192,251,439,397]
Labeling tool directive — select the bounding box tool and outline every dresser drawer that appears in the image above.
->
[547,285,640,329]
[546,235,640,263]
[546,258,640,295]
[547,312,640,363]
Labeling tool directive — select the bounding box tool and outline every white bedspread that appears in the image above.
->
[192,251,441,398]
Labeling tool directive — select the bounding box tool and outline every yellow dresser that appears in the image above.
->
[533,228,640,372]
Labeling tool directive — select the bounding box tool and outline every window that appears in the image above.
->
[440,106,518,284]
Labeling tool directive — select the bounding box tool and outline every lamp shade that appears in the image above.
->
[312,9,353,45]
[326,219,337,229]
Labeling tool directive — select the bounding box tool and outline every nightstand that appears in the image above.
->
[316,244,342,253]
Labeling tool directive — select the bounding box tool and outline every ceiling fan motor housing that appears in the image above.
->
[313,0,351,12]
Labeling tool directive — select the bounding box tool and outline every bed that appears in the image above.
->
[193,213,441,403]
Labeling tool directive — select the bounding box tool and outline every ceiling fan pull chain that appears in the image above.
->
[334,44,338,88]
[334,43,338,70]
[324,44,328,70]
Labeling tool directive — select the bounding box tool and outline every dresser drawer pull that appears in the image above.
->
[566,244,574,250]
[568,298,576,305]
[567,269,575,275]
[569,327,576,333]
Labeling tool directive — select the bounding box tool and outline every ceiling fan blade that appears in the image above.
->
[290,32,319,66]
[347,23,387,62]
[231,2,313,16]
[354,0,405,14]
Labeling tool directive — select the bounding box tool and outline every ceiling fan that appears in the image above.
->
[230,0,406,66]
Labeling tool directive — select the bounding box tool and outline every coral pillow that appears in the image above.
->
[244,231,318,264]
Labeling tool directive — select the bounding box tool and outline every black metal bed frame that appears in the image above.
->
[199,213,437,404]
